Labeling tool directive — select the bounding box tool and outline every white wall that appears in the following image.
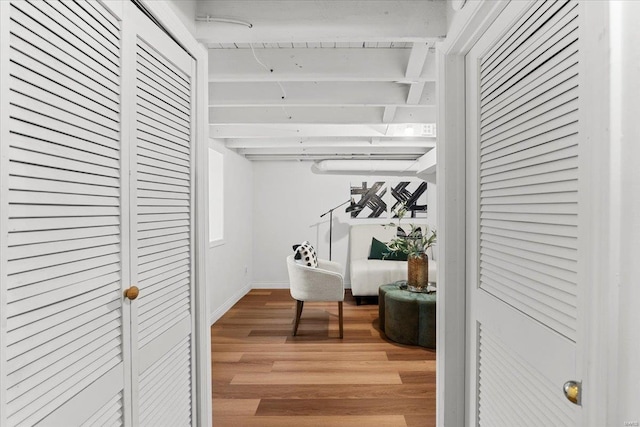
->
[208,139,254,324]
[165,0,197,36]
[252,161,437,288]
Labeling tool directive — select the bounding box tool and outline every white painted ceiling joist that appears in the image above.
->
[196,1,446,44]
[209,106,435,125]
[237,146,429,156]
[208,48,436,82]
[224,138,436,149]
[209,82,435,107]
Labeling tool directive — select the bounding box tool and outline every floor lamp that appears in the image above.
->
[320,199,363,261]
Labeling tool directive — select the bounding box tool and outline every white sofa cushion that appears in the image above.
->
[349,223,436,297]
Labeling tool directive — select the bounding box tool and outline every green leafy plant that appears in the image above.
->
[385,203,437,259]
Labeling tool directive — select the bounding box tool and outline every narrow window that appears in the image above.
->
[208,147,224,245]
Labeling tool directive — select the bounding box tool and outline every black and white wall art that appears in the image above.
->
[351,180,427,219]
[350,180,428,219]
[349,181,388,218]
[390,181,428,218]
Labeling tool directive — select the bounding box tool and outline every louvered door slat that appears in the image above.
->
[137,42,190,91]
[11,2,119,84]
[482,42,578,123]
[481,224,576,250]
[10,64,119,125]
[8,36,118,109]
[11,91,119,140]
[480,267,576,315]
[73,0,120,42]
[22,0,119,72]
[10,133,118,170]
[480,106,577,152]
[46,0,120,58]
[481,62,578,135]
[137,82,190,124]
[138,150,190,174]
[140,273,190,308]
[9,176,120,198]
[3,2,125,425]
[80,393,123,427]
[481,167,577,191]
[481,0,558,74]
[139,259,190,284]
[139,232,190,250]
[481,2,578,104]
[481,232,577,261]
[481,84,578,142]
[139,225,190,240]
[481,1,575,92]
[9,106,119,152]
[478,326,577,426]
[138,138,190,163]
[136,64,190,109]
[136,51,190,100]
[138,146,190,169]
[138,130,190,156]
[7,328,121,408]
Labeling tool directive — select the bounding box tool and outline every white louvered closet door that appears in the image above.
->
[1,1,198,426]
[466,1,584,426]
[1,0,128,425]
[127,5,196,427]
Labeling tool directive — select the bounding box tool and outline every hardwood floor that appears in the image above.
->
[212,289,436,427]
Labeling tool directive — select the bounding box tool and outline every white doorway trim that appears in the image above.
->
[435,2,509,425]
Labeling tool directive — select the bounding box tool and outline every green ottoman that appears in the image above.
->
[379,283,436,348]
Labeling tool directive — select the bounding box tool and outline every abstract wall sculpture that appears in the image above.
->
[349,181,388,218]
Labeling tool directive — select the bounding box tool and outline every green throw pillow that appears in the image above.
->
[368,237,407,261]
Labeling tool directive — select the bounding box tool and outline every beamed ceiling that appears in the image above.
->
[196,0,446,161]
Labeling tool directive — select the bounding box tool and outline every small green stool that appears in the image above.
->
[379,283,436,348]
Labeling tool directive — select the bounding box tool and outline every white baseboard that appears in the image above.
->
[209,283,251,325]
[251,281,352,289]
[251,281,289,289]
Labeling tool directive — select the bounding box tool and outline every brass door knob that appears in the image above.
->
[124,286,139,300]
[563,380,581,405]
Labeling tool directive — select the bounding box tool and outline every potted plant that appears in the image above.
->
[386,204,437,292]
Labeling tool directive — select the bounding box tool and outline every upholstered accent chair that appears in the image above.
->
[286,255,345,338]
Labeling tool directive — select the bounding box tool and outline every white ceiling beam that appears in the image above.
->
[224,138,437,149]
[245,154,422,161]
[209,106,435,124]
[406,82,426,105]
[405,43,430,79]
[196,1,446,44]
[210,82,438,107]
[382,106,398,123]
[208,48,436,82]
[210,123,436,139]
[237,146,429,156]
[211,124,389,138]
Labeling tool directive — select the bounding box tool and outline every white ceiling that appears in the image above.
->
[196,0,446,161]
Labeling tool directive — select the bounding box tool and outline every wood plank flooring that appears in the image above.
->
[212,289,436,427]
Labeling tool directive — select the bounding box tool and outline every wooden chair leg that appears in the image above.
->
[293,300,304,336]
[338,301,344,339]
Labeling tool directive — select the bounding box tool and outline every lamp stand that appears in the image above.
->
[319,200,351,261]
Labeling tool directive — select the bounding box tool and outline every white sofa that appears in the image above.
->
[349,223,436,304]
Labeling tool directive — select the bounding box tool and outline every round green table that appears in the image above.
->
[379,283,437,348]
